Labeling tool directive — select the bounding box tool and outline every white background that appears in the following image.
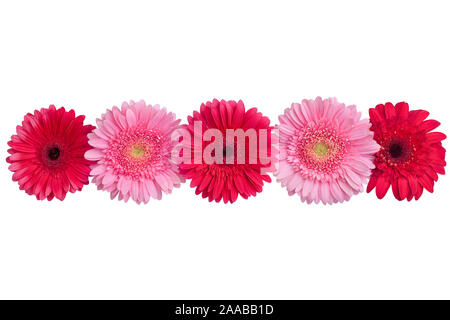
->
[0,0,449,299]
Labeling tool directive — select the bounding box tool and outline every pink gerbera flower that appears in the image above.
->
[275,97,380,204]
[85,100,184,204]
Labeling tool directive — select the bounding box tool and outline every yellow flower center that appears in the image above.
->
[131,145,146,158]
[313,143,329,157]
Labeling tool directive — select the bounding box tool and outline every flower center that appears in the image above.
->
[42,142,64,167]
[106,129,168,180]
[131,145,146,158]
[48,147,61,161]
[223,145,234,158]
[375,132,416,168]
[313,143,329,157]
[388,142,403,158]
[287,126,348,176]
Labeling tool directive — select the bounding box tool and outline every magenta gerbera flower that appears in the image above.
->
[85,100,184,204]
[275,97,380,204]
[7,105,94,201]
[179,99,273,203]
[6,105,94,200]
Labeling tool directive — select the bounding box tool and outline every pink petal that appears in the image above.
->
[85,149,104,161]
[126,109,137,127]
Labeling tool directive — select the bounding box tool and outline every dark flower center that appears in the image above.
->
[223,145,234,158]
[388,143,403,158]
[48,147,61,161]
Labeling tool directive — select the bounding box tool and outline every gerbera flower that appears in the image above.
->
[275,97,379,204]
[85,100,184,204]
[367,102,446,200]
[7,105,95,201]
[179,99,273,203]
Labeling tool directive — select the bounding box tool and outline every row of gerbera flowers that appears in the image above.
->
[7,97,446,204]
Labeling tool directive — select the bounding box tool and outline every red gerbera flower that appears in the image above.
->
[367,102,446,200]
[7,105,95,201]
[179,99,273,203]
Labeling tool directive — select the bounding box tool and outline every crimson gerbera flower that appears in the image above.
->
[367,102,446,200]
[179,99,273,203]
[7,105,95,201]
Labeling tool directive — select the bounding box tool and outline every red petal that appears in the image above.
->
[201,103,215,129]
[233,175,247,195]
[418,174,434,193]
[366,174,377,193]
[408,109,429,125]
[8,141,35,153]
[375,104,386,120]
[12,164,38,181]
[210,101,223,131]
[369,107,384,124]
[395,102,409,120]
[232,100,245,129]
[219,101,228,130]
[213,177,224,202]
[52,177,65,200]
[424,166,439,181]
[198,174,212,192]
[375,176,390,199]
[225,101,235,128]
[391,178,401,200]
[397,176,410,200]
[419,120,440,133]
[414,185,424,200]
[384,103,396,120]
[431,165,445,175]
[407,175,419,196]
[229,179,239,203]
[243,109,262,130]
[426,132,446,143]
[223,188,230,204]
[8,161,26,172]
[245,169,263,187]
[34,172,49,197]
[9,152,36,161]
[190,173,203,188]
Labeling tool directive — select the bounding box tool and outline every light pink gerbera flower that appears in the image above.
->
[275,97,380,204]
[85,100,184,204]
